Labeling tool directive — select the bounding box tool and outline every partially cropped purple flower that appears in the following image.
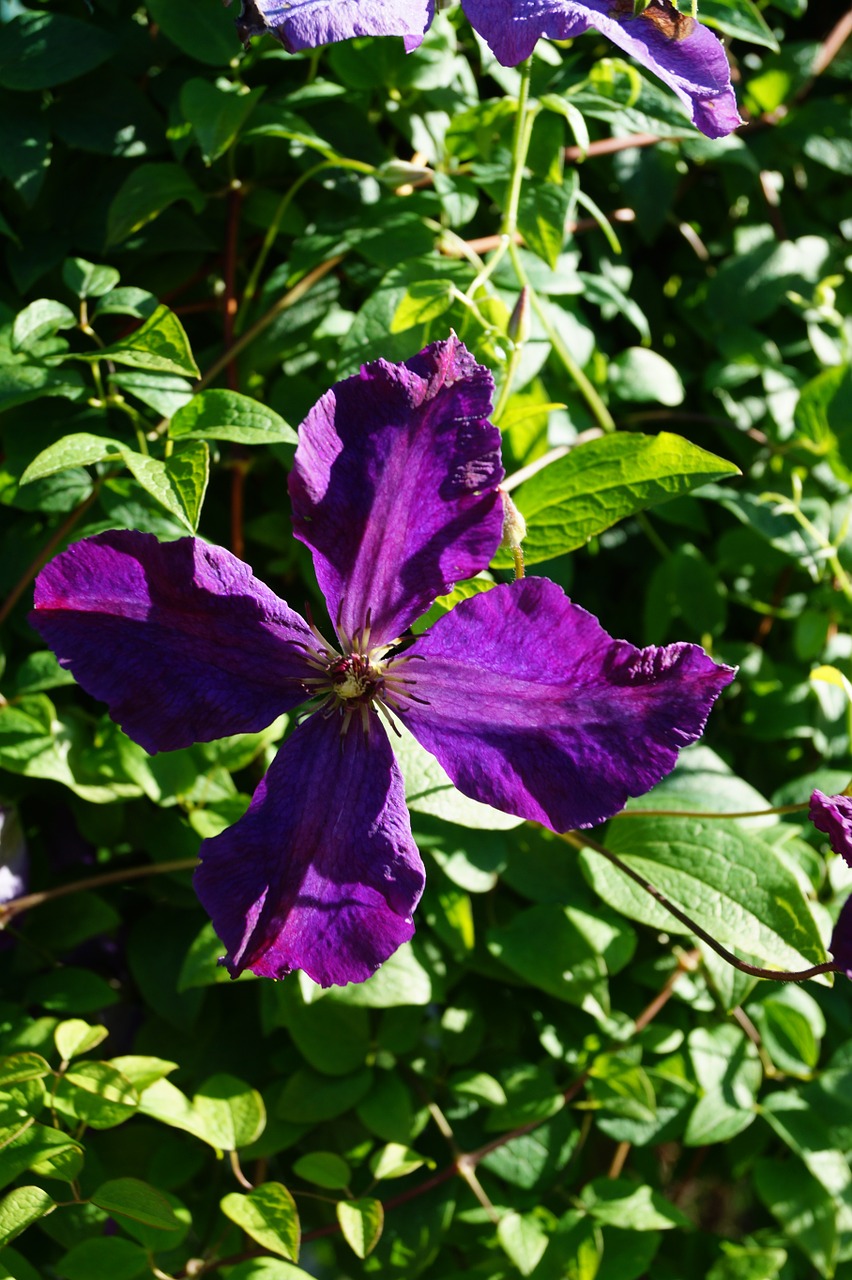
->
[831,893,852,980]
[0,804,27,906]
[31,337,733,988]
[234,0,740,140]
[809,790,852,867]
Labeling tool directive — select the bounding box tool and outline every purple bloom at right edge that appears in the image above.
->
[809,790,852,978]
[236,0,741,140]
[32,337,734,990]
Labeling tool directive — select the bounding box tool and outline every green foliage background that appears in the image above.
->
[0,0,851,1276]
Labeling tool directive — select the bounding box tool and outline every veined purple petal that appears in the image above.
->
[289,337,504,648]
[830,892,852,980]
[462,0,741,139]
[235,0,434,53]
[398,578,735,831]
[31,531,316,754]
[194,711,425,987]
[809,790,852,867]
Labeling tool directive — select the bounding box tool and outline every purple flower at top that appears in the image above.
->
[31,337,734,988]
[234,0,741,140]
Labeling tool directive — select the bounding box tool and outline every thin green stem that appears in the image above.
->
[509,239,616,434]
[560,830,838,983]
[466,57,535,297]
[238,158,374,326]
[491,343,524,423]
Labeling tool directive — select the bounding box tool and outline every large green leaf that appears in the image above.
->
[170,389,296,445]
[579,815,826,972]
[221,1184,300,1261]
[105,166,205,247]
[494,432,740,566]
[75,305,199,377]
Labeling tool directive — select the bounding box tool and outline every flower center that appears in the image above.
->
[298,612,427,738]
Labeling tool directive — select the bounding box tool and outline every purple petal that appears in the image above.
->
[397,578,735,831]
[809,790,852,868]
[830,892,852,980]
[31,531,316,754]
[194,710,425,987]
[289,337,504,648]
[235,0,435,53]
[462,0,741,139]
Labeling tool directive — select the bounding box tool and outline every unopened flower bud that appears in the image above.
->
[507,286,531,346]
[500,489,527,550]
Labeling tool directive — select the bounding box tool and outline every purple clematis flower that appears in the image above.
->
[235,0,741,140]
[808,790,852,868]
[31,337,734,988]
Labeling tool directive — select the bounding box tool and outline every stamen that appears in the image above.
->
[375,700,402,738]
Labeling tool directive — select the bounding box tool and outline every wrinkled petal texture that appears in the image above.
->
[830,892,852,980]
[195,711,425,987]
[236,0,434,52]
[31,531,315,754]
[809,790,852,868]
[399,578,735,830]
[463,0,741,138]
[289,336,504,648]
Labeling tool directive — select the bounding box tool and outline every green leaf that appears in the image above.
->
[54,1020,109,1062]
[276,1068,373,1125]
[395,724,523,830]
[91,1178,180,1230]
[0,1123,83,1190]
[0,363,85,412]
[20,433,124,484]
[487,903,617,1015]
[106,165,205,247]
[0,13,114,90]
[225,1263,315,1280]
[696,0,780,49]
[369,1143,433,1181]
[495,432,740,566]
[609,348,685,406]
[220,1183,300,1261]
[291,1152,351,1190]
[180,79,264,165]
[580,1179,690,1230]
[146,0,240,65]
[706,1242,788,1280]
[56,1237,149,1280]
[517,180,574,270]
[497,1210,550,1276]
[11,300,76,353]
[191,1074,266,1151]
[390,280,454,334]
[579,816,826,972]
[327,943,432,1007]
[761,1092,852,1199]
[62,259,121,300]
[53,1062,138,1129]
[0,1186,55,1247]
[336,1199,383,1259]
[77,304,199,377]
[754,1159,836,1278]
[0,1055,52,1087]
[122,443,209,532]
[108,1057,178,1093]
[794,363,852,485]
[170,389,296,445]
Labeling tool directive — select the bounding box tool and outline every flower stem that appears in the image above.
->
[0,858,198,926]
[466,57,535,298]
[560,829,837,983]
[508,239,616,433]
